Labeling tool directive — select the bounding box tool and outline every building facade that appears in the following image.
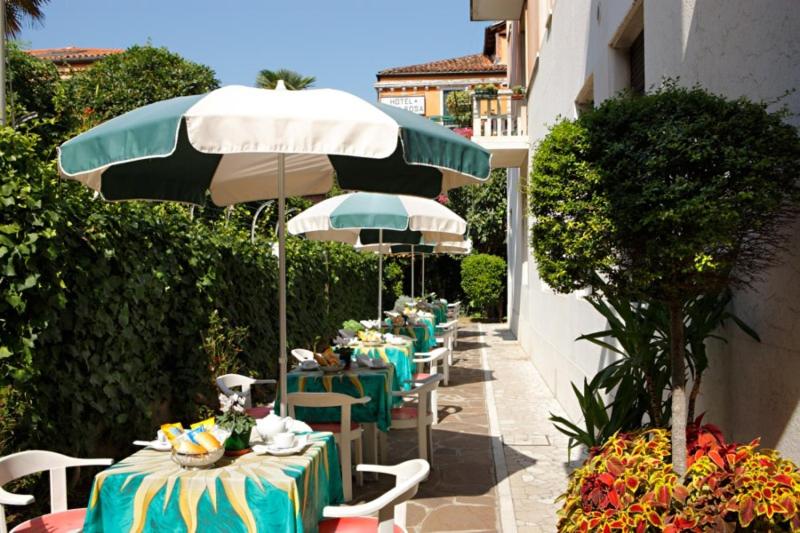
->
[375,23,508,125]
[26,46,123,78]
[468,0,800,462]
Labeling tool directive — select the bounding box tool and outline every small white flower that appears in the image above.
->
[233,403,245,414]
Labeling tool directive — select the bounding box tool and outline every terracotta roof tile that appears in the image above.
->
[25,47,124,63]
[378,54,506,77]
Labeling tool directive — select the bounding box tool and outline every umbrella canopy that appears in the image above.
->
[288,192,467,319]
[357,240,472,298]
[57,84,489,417]
[286,192,467,245]
[57,85,491,204]
[356,239,473,255]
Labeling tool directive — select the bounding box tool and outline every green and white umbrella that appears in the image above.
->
[357,240,472,297]
[287,192,467,319]
[57,84,489,416]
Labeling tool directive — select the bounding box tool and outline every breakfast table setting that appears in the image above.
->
[83,413,342,533]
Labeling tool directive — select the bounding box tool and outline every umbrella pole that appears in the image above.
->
[411,245,415,299]
[422,253,425,296]
[378,229,383,322]
[278,153,288,417]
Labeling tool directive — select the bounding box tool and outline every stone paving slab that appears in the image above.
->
[349,321,577,532]
[351,321,503,532]
[480,322,580,532]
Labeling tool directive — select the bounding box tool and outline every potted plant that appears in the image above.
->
[217,393,255,456]
[511,85,526,100]
[473,83,498,99]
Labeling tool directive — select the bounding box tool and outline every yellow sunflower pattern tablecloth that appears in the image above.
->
[82,432,342,533]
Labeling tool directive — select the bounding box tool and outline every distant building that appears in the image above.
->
[25,46,123,78]
[375,22,508,127]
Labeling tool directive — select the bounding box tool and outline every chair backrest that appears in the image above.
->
[338,329,356,339]
[437,320,459,350]
[287,392,370,440]
[393,374,442,421]
[322,459,430,533]
[0,450,113,533]
[291,348,315,363]
[216,374,276,408]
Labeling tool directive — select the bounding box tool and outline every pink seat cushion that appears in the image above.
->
[246,406,272,419]
[309,421,360,433]
[319,516,403,533]
[413,373,432,381]
[391,406,418,420]
[11,508,87,533]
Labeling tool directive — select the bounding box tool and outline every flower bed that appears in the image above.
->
[558,422,800,532]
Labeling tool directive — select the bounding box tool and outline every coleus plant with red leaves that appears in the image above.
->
[558,419,800,532]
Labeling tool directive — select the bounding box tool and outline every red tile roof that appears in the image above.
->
[378,54,506,77]
[26,47,124,63]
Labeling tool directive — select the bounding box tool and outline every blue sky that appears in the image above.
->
[18,0,489,101]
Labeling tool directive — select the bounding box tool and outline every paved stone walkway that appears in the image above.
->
[351,320,576,532]
[480,322,578,532]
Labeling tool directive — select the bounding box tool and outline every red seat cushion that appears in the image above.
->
[413,373,432,381]
[246,406,272,419]
[309,421,360,433]
[319,516,403,533]
[391,406,418,420]
[11,508,87,533]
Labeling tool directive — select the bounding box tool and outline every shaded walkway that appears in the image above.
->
[481,322,578,532]
[350,321,575,532]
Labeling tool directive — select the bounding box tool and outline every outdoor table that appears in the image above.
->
[430,301,448,324]
[383,320,436,353]
[82,432,342,533]
[286,367,396,432]
[352,340,415,390]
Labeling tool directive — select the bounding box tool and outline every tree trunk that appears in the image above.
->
[687,371,702,426]
[644,373,662,427]
[669,301,688,476]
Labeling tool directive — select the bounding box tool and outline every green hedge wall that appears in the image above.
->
[0,127,378,459]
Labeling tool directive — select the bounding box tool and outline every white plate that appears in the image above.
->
[253,436,308,456]
[133,440,172,452]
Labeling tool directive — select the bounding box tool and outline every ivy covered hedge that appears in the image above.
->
[0,127,378,459]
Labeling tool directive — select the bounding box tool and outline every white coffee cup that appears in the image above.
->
[273,432,295,449]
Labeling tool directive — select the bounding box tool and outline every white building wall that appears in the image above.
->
[510,0,800,458]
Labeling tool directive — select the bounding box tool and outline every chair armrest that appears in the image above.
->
[356,464,400,476]
[0,487,34,507]
[252,379,277,385]
[353,395,372,405]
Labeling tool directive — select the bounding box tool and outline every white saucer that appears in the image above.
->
[133,440,172,452]
[253,436,308,456]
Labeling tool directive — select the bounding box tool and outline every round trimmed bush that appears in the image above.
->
[460,253,506,318]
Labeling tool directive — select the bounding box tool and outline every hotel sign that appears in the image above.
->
[380,96,426,115]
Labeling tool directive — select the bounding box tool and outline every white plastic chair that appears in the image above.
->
[288,392,370,502]
[435,319,459,366]
[0,450,113,533]
[409,347,449,424]
[446,302,461,347]
[385,375,443,468]
[318,459,430,533]
[337,329,356,340]
[291,348,315,363]
[216,373,276,419]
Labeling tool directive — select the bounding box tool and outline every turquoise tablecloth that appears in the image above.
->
[83,432,342,533]
[352,341,415,391]
[430,302,448,324]
[286,367,396,432]
[383,321,436,353]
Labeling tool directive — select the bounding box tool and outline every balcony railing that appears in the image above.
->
[471,89,527,138]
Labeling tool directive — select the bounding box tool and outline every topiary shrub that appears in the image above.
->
[460,253,506,318]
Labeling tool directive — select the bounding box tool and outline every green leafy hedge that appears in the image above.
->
[0,127,378,459]
[460,253,506,318]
